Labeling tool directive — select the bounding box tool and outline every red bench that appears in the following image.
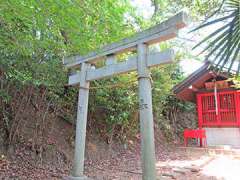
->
[184,129,207,147]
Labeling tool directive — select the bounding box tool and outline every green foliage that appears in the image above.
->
[152,62,196,140]
[0,0,136,96]
[231,76,240,88]
[89,75,138,137]
[0,0,135,56]
[0,0,207,143]
[151,0,221,19]
[0,0,138,141]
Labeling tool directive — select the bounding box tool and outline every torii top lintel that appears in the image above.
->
[64,11,189,68]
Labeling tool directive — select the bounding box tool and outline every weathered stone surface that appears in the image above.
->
[64,12,188,67]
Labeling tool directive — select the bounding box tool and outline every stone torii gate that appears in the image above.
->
[64,12,188,180]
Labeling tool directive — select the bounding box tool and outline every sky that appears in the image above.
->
[131,0,204,75]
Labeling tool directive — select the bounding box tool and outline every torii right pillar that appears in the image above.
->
[137,43,156,179]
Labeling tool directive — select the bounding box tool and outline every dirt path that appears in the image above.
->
[85,147,240,180]
[2,138,240,180]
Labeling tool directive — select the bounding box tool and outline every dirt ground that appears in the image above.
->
[1,142,240,179]
[1,119,240,180]
[84,146,240,180]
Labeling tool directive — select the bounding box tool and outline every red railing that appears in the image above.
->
[197,90,240,127]
[184,129,207,147]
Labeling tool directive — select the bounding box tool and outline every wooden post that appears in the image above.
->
[70,63,91,179]
[137,43,156,180]
[235,92,240,126]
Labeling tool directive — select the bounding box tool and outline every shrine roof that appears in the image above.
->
[172,62,230,103]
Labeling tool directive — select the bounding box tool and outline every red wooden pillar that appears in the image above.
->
[236,91,240,126]
[216,92,221,126]
[197,94,202,147]
[197,94,203,128]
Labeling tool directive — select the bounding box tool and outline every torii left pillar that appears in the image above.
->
[69,63,91,180]
[137,43,156,179]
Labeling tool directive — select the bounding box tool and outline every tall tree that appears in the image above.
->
[0,0,136,89]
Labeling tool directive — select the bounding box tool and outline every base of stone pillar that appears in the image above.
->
[63,175,91,180]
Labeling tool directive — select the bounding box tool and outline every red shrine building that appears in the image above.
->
[173,62,240,147]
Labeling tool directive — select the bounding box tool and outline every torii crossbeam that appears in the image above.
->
[64,12,188,180]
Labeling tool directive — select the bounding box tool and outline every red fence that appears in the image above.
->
[184,129,207,147]
[197,90,240,127]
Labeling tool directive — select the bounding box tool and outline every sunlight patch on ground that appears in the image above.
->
[156,155,210,168]
[201,155,240,180]
[156,154,240,180]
